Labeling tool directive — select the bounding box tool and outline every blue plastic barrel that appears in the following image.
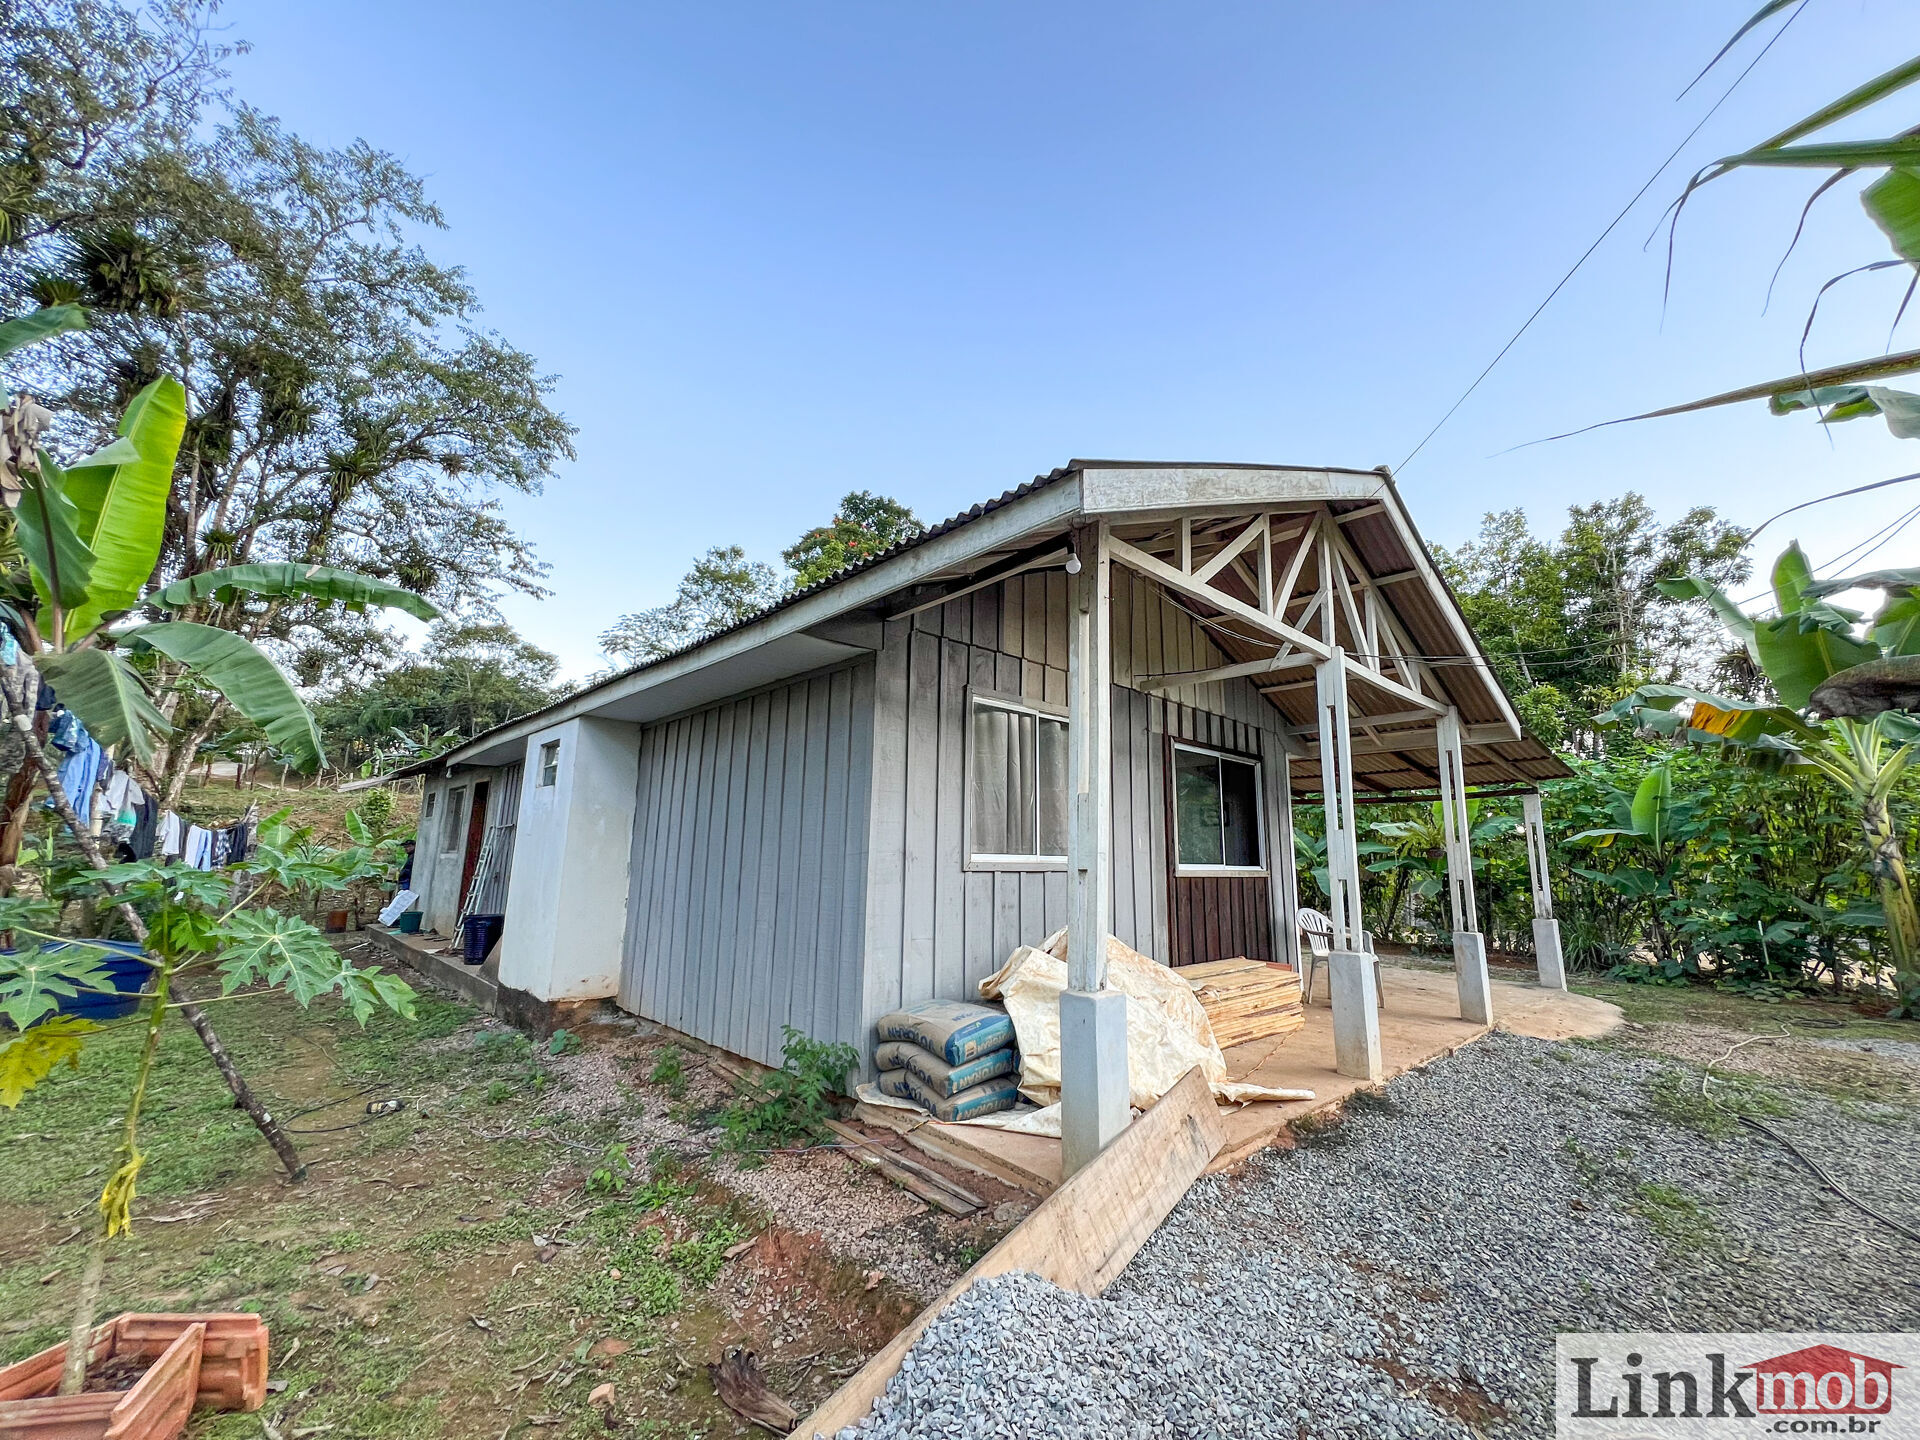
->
[7,939,152,1024]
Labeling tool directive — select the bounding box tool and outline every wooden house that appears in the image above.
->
[403,461,1569,1171]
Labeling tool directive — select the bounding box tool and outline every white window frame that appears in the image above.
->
[537,739,560,788]
[1170,740,1268,878]
[964,689,1069,872]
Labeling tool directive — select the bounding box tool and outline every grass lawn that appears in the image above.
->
[1,971,913,1439]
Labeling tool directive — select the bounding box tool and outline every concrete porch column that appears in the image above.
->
[1437,708,1492,1025]
[1316,646,1380,1080]
[1522,791,1568,991]
[1062,520,1126,1177]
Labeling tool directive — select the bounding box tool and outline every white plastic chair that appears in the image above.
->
[1297,907,1383,1008]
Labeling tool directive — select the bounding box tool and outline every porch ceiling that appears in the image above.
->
[888,464,1570,796]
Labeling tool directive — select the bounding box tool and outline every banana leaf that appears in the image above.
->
[1656,575,1757,656]
[1753,614,1879,709]
[153,563,440,620]
[33,647,168,765]
[1866,167,1920,267]
[17,460,94,613]
[124,620,324,772]
[1803,566,1920,598]
[0,304,86,364]
[60,376,186,641]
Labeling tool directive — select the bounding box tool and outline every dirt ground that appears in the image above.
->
[0,948,1019,1439]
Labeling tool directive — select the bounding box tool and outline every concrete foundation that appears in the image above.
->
[1453,930,1492,1024]
[1060,988,1129,1176]
[1328,950,1382,1081]
[1533,917,1568,991]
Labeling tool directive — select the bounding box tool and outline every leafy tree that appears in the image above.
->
[1439,494,1749,747]
[0,0,574,801]
[317,620,560,770]
[782,490,924,588]
[599,492,923,667]
[599,545,785,665]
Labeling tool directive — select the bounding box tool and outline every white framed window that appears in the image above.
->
[1172,742,1266,875]
[538,739,560,788]
[967,693,1068,868]
[442,786,466,852]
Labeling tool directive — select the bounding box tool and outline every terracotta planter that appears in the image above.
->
[0,1313,268,1439]
[324,909,349,933]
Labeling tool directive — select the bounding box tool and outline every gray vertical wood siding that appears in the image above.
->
[619,662,876,1069]
[859,567,1291,1044]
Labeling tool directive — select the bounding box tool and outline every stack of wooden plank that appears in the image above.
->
[1183,957,1304,1048]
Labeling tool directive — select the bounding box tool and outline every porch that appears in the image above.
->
[855,960,1624,1194]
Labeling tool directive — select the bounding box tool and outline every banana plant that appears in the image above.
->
[1369,801,1513,943]
[1600,543,1920,1008]
[0,303,439,771]
[1564,764,1694,976]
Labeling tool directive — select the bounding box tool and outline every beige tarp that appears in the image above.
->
[979,930,1312,1109]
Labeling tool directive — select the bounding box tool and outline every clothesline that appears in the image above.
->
[44,704,254,871]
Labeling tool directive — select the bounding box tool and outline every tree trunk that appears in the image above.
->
[158,704,226,809]
[1862,792,1920,991]
[13,718,308,1180]
[0,708,47,881]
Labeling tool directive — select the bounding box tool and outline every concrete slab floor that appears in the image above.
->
[903,963,1624,1191]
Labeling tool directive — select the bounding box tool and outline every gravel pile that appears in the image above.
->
[844,1031,1920,1440]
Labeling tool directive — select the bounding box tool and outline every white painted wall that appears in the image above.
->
[498,716,641,1002]
[412,768,512,935]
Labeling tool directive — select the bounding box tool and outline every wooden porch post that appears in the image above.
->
[1316,646,1380,1079]
[1437,708,1493,1024]
[1270,744,1302,974]
[1522,791,1568,990]
[1061,520,1126,1176]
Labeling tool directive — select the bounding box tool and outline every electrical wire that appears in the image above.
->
[1396,2,1807,473]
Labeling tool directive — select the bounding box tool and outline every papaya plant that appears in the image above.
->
[1602,543,1920,1009]
[0,853,415,1395]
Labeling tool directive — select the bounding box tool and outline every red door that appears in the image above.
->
[458,781,491,913]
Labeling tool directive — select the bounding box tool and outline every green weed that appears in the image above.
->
[717,1026,856,1154]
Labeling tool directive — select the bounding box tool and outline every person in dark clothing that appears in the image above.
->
[396,839,415,889]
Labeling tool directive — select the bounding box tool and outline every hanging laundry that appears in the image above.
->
[157,811,185,860]
[182,824,214,870]
[127,792,157,860]
[210,828,231,867]
[50,727,104,827]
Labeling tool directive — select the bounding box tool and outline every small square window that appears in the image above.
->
[422,791,436,820]
[538,740,560,788]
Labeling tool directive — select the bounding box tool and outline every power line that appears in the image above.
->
[1396,2,1807,473]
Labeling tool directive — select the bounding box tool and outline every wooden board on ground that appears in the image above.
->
[1185,957,1303,1048]
[800,1066,1225,1439]
[853,1101,1059,1196]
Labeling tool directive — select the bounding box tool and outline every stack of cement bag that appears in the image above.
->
[873,999,1021,1120]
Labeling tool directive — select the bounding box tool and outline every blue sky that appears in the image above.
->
[225,1,1920,679]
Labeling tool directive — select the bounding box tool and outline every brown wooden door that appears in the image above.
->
[1166,740,1273,967]
[458,781,491,913]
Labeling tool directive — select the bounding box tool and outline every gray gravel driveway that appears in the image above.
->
[842,1029,1920,1439]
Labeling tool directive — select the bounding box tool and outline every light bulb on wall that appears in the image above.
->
[1064,550,1082,576]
